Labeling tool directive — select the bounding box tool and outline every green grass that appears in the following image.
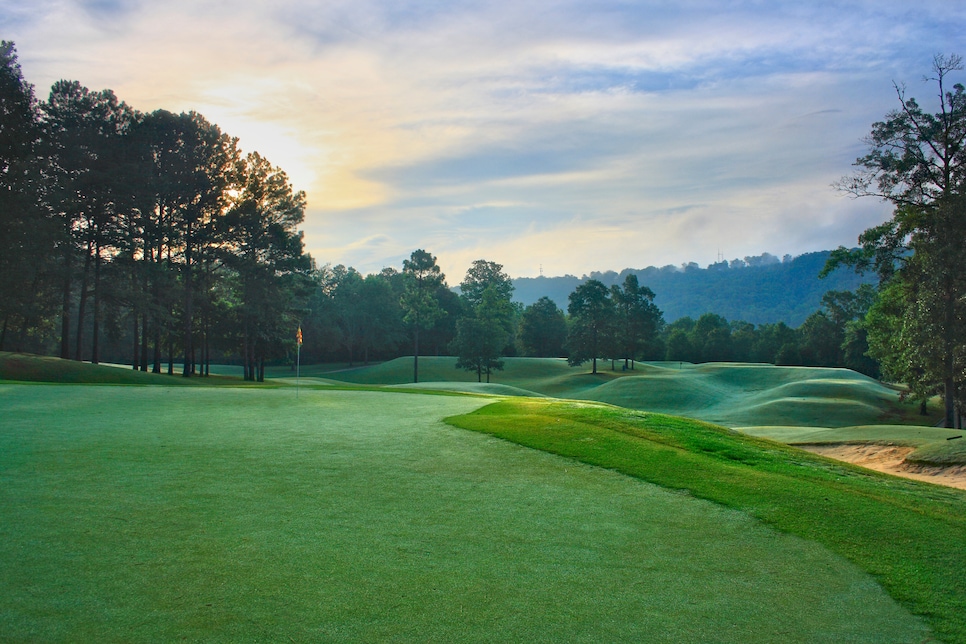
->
[446,398,966,643]
[906,438,966,467]
[742,425,966,467]
[0,385,936,642]
[322,356,940,427]
[0,352,253,386]
[741,424,959,446]
[8,353,938,432]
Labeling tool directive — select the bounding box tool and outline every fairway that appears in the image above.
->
[0,384,931,642]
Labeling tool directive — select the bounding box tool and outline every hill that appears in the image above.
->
[511,251,874,326]
[321,357,936,428]
[0,352,246,386]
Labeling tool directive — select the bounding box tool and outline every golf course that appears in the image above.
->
[2,352,965,642]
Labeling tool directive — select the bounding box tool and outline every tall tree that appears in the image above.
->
[454,261,516,382]
[459,259,514,308]
[798,311,842,367]
[453,285,512,382]
[330,265,365,365]
[400,249,445,383]
[221,151,309,381]
[357,272,405,363]
[0,41,52,352]
[163,111,237,376]
[567,279,614,374]
[520,296,567,357]
[610,274,663,369]
[44,80,139,363]
[827,54,966,426]
[821,285,879,376]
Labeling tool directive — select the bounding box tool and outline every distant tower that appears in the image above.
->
[717,249,724,263]
[539,264,543,276]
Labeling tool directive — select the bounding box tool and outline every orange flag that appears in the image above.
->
[296,326,303,345]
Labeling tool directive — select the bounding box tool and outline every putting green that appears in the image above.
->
[0,385,929,642]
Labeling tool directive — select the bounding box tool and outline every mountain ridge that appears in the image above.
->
[511,251,872,327]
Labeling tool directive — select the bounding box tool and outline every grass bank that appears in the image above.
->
[446,398,966,643]
[0,352,246,386]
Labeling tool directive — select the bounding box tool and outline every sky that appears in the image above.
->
[3,0,964,280]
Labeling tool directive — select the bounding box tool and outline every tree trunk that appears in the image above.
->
[132,311,139,369]
[141,314,149,372]
[91,239,101,365]
[14,317,26,353]
[0,316,7,351]
[153,325,162,373]
[943,289,956,428]
[944,376,956,428]
[75,236,93,361]
[182,219,193,377]
[60,253,72,359]
[243,330,254,381]
[152,245,162,373]
[203,321,209,377]
[413,326,420,383]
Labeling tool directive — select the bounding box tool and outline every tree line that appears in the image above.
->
[0,41,312,380]
[303,253,880,382]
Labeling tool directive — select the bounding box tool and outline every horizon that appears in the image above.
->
[5,1,963,279]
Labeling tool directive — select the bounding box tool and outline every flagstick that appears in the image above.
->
[296,340,301,400]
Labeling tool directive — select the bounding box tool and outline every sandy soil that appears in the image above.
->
[799,443,966,490]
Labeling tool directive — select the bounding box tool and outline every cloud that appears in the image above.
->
[3,0,963,278]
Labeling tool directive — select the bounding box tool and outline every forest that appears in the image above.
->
[512,250,873,327]
[1,42,964,424]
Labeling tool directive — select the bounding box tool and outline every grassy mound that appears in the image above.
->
[446,398,966,642]
[583,364,917,427]
[743,425,966,468]
[0,385,934,641]
[386,381,546,397]
[0,352,204,385]
[907,438,966,467]
[741,424,958,446]
[323,357,933,428]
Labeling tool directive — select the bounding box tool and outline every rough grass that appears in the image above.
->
[445,398,966,643]
[0,385,934,642]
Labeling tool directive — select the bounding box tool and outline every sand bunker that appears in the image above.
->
[800,443,966,490]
